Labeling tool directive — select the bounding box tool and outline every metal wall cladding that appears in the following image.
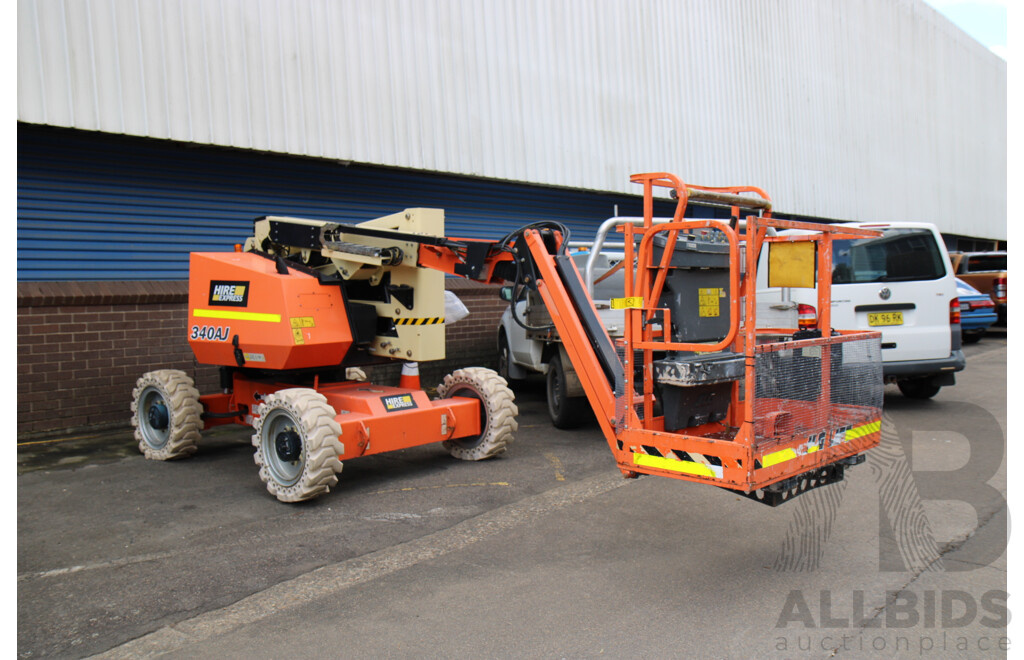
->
[18,0,1006,238]
[18,124,680,281]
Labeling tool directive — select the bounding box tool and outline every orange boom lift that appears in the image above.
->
[132,173,883,505]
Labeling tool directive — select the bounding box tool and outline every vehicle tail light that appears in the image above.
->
[949,297,960,325]
[970,299,995,310]
[797,303,817,330]
[993,277,1007,304]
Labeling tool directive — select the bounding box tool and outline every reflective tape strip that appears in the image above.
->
[633,452,723,479]
[761,448,798,468]
[394,317,445,326]
[846,419,881,440]
[760,418,881,468]
[193,309,282,323]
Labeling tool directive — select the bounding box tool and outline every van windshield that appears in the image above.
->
[832,229,946,284]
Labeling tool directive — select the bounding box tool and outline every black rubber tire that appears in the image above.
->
[252,388,344,503]
[438,367,517,460]
[546,353,591,429]
[897,379,942,400]
[962,332,982,344]
[497,331,513,383]
[131,370,203,460]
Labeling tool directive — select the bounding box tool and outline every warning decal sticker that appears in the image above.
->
[698,287,724,318]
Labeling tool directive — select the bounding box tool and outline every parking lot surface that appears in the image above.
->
[18,334,1007,659]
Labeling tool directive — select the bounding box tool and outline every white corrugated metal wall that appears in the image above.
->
[17,0,1006,238]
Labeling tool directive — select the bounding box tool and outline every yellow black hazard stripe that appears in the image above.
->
[393,317,445,326]
[632,447,724,480]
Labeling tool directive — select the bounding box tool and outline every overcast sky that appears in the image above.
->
[921,0,1007,59]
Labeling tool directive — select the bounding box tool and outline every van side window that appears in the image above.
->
[832,229,946,284]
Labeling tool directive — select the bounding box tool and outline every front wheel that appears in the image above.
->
[438,368,518,460]
[546,353,591,429]
[131,370,202,460]
[897,379,942,400]
[253,388,344,503]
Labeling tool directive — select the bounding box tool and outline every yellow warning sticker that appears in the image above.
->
[290,317,315,329]
[610,297,644,310]
[698,288,724,317]
[292,328,305,345]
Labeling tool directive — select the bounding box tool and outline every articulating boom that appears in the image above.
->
[136,172,883,505]
[242,173,884,505]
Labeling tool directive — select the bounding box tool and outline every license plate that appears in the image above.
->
[868,311,903,326]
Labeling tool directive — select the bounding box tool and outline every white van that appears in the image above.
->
[759,221,964,399]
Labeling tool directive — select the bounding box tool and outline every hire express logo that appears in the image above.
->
[209,281,250,307]
[381,394,418,412]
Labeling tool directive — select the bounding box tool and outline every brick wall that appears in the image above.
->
[17,279,507,439]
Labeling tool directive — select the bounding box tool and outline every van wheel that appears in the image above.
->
[546,353,591,429]
[897,379,941,399]
[962,332,982,344]
[497,331,513,383]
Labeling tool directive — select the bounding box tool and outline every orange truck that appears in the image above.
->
[132,173,884,506]
[949,251,1007,324]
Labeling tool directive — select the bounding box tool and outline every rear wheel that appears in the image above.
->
[962,331,982,344]
[253,388,344,503]
[497,331,512,383]
[897,378,942,400]
[131,370,202,460]
[546,353,591,429]
[438,367,517,460]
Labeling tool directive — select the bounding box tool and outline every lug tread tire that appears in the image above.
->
[131,369,203,460]
[438,367,518,461]
[252,388,344,503]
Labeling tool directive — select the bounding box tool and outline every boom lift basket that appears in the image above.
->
[526,173,884,505]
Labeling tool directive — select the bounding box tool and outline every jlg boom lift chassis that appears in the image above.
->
[132,173,884,505]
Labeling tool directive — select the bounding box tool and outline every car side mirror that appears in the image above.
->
[499,286,514,302]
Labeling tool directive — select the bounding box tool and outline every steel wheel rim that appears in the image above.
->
[139,386,171,449]
[261,408,305,487]
[449,385,486,448]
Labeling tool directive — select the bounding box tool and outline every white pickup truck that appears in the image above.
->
[495,217,799,427]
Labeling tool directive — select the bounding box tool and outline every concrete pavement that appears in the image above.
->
[19,338,1008,659]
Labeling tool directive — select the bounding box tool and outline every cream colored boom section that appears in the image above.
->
[249,209,447,362]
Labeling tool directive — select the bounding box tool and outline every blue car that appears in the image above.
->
[957,278,998,343]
